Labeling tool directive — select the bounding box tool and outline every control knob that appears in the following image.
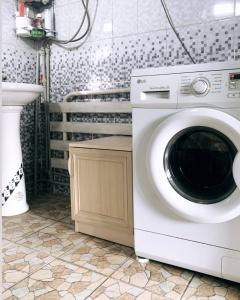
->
[190,77,210,96]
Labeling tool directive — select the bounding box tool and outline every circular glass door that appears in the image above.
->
[147,108,240,223]
[164,126,237,204]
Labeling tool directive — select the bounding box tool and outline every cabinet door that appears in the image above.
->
[69,147,133,246]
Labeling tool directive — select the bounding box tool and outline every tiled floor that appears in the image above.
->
[2,194,240,299]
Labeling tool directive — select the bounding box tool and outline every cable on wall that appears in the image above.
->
[52,0,98,50]
[160,0,196,64]
[52,0,91,45]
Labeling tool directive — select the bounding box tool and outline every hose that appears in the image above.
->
[160,0,196,64]
[52,0,91,45]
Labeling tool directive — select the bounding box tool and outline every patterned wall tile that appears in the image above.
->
[233,17,240,60]
[2,0,17,45]
[53,182,70,195]
[198,19,236,63]
[115,113,132,124]
[67,132,93,141]
[112,35,139,88]
[54,0,92,43]
[164,0,235,27]
[113,0,138,37]
[236,0,240,16]
[90,0,113,41]
[138,30,168,69]
[2,46,18,82]
[20,103,35,195]
[88,39,113,90]
[2,46,36,83]
[50,43,92,101]
[166,24,200,66]
[54,0,78,8]
[68,113,92,123]
[138,0,167,33]
[15,48,37,84]
[4,0,238,196]
[92,113,116,123]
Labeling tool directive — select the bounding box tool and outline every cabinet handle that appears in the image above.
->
[68,155,72,176]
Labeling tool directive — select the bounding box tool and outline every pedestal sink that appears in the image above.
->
[1,82,44,216]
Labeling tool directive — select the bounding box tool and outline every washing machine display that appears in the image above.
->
[164,126,237,204]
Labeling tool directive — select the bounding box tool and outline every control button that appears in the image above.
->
[190,77,211,96]
[227,92,240,98]
[229,81,237,90]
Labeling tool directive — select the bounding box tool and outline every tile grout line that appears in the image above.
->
[2,249,57,294]
[4,218,60,244]
[2,250,127,298]
[86,276,109,299]
[180,272,195,300]
[12,229,80,259]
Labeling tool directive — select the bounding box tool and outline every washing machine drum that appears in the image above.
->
[147,108,240,223]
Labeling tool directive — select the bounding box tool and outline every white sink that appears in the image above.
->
[1,82,44,216]
[2,82,44,106]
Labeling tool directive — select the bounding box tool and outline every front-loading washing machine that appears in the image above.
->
[131,62,240,283]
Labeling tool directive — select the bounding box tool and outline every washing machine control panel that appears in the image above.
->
[179,68,240,107]
[131,63,240,108]
[190,77,211,96]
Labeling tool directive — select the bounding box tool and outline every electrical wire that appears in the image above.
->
[52,0,98,50]
[62,0,89,43]
[52,0,91,45]
[160,0,196,64]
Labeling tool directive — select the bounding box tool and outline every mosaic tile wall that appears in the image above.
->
[51,0,240,193]
[2,0,38,195]
[50,0,240,194]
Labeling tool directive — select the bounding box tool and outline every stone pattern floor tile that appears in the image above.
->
[88,277,161,300]
[29,194,71,221]
[182,274,240,300]
[2,194,240,300]
[59,214,75,226]
[2,240,55,291]
[40,220,75,233]
[16,227,89,258]
[61,238,134,276]
[112,258,194,299]
[2,213,55,242]
[2,258,107,300]
[2,238,13,247]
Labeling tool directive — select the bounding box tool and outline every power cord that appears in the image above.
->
[52,0,98,50]
[52,0,91,45]
[160,0,196,64]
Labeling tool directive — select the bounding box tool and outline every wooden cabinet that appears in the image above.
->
[69,137,133,247]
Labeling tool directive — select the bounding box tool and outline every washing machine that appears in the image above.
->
[131,61,240,283]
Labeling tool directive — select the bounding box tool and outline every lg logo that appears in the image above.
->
[137,79,146,84]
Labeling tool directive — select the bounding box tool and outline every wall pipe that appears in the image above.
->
[45,45,51,190]
[34,50,40,195]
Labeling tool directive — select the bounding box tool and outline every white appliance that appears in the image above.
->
[131,62,240,283]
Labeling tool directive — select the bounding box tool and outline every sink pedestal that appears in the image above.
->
[2,106,29,216]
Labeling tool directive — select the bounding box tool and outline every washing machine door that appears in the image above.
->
[147,107,240,223]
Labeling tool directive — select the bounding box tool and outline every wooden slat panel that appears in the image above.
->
[64,88,130,101]
[50,140,70,151]
[50,122,132,135]
[67,87,130,96]
[49,102,132,113]
[51,158,68,170]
